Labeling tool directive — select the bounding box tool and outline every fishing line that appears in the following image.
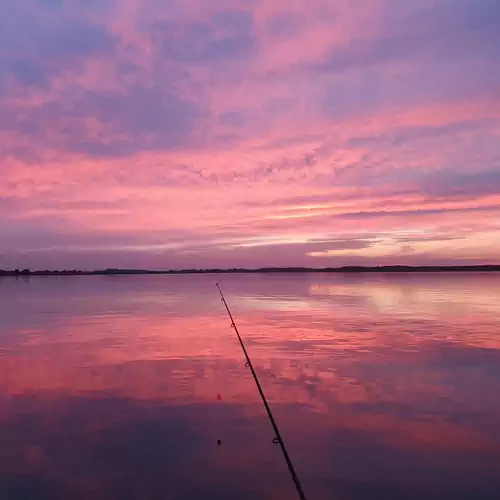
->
[216,283,308,500]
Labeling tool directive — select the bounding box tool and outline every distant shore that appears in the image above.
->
[1,265,499,277]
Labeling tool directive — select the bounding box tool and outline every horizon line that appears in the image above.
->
[1,264,500,276]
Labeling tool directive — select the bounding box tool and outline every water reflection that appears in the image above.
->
[1,273,500,499]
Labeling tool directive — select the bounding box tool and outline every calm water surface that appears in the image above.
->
[1,273,500,499]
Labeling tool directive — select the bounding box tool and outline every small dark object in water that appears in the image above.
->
[217,440,222,446]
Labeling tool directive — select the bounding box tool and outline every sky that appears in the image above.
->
[1,0,499,270]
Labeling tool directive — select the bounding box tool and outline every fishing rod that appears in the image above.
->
[216,283,308,500]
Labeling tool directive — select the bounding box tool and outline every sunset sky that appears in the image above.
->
[1,0,499,269]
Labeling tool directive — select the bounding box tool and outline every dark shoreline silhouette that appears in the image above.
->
[1,265,499,277]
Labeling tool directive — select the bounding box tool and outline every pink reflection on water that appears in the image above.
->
[1,274,500,498]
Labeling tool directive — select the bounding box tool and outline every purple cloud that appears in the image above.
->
[1,84,207,160]
[318,0,500,73]
[421,168,500,198]
[151,10,257,64]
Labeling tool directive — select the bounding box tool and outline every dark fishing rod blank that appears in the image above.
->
[216,283,308,500]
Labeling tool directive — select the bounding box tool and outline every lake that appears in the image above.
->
[1,273,500,499]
